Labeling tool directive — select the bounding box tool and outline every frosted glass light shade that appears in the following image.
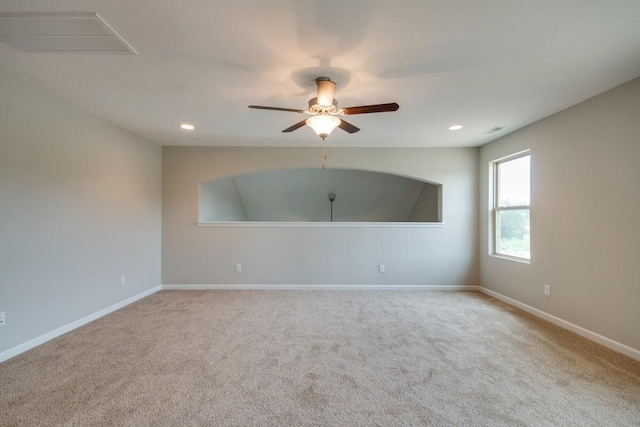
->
[306,115,341,139]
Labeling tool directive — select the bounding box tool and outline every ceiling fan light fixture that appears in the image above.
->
[250,76,397,139]
[306,114,341,140]
[316,77,336,108]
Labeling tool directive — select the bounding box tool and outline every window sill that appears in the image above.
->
[197,221,445,228]
[490,253,530,264]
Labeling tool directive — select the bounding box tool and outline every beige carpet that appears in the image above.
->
[1,290,639,426]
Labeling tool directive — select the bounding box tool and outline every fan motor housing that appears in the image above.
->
[308,97,339,114]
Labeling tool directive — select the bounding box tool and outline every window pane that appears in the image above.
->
[498,155,530,206]
[497,209,530,259]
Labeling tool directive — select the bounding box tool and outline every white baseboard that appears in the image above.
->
[479,287,640,362]
[161,284,481,291]
[0,286,161,363]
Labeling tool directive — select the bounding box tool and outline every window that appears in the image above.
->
[493,152,530,261]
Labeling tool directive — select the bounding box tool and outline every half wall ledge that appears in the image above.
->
[197,221,445,228]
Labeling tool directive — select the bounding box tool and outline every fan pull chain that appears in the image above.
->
[321,145,328,169]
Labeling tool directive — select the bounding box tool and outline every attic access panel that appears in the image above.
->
[0,13,137,54]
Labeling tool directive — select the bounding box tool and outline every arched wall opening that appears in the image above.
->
[199,168,442,223]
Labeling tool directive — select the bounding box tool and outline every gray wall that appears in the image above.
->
[0,70,162,354]
[479,77,640,351]
[163,147,478,286]
[200,177,249,221]
[409,183,440,222]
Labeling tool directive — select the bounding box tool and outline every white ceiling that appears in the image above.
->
[1,0,639,148]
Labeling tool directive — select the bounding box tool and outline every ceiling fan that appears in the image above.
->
[249,77,399,140]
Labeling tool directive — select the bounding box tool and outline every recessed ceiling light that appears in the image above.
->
[448,125,463,131]
[180,124,195,130]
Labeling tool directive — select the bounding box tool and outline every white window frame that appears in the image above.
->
[492,150,530,262]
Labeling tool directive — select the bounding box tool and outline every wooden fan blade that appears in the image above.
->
[282,119,308,133]
[249,105,306,113]
[342,103,399,115]
[338,119,360,134]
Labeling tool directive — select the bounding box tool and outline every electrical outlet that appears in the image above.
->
[235,264,242,273]
[378,264,385,273]
[544,284,551,297]
[120,275,126,286]
[0,311,5,327]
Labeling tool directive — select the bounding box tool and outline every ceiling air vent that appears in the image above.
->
[483,126,505,135]
[0,13,137,54]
